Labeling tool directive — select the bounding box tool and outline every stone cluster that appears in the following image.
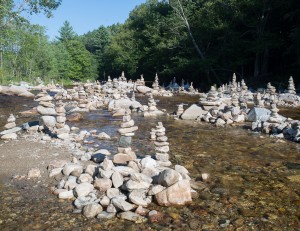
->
[152,122,171,167]
[143,93,164,117]
[113,112,138,164]
[0,114,20,140]
[152,73,160,91]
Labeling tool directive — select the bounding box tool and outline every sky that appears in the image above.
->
[25,0,146,41]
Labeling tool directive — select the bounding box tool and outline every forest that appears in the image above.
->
[0,0,299,90]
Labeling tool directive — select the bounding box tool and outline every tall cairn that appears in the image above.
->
[154,122,171,167]
[113,112,138,164]
[55,100,66,129]
[287,76,296,95]
[152,73,160,91]
[36,90,57,131]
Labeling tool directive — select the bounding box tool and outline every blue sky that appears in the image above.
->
[26,0,146,41]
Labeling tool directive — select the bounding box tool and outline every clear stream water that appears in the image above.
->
[0,94,299,230]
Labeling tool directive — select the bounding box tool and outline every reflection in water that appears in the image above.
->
[0,94,300,229]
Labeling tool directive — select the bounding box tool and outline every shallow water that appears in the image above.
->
[0,94,300,230]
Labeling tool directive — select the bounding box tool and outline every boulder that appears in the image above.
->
[0,85,34,98]
[63,163,83,176]
[155,180,192,206]
[246,107,271,122]
[180,104,207,120]
[37,106,57,116]
[136,86,152,94]
[41,116,56,128]
[111,171,124,188]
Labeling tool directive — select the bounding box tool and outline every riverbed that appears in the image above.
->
[0,94,299,230]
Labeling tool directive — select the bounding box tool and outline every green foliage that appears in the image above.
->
[57,20,77,42]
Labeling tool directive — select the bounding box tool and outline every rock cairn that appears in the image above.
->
[176,104,184,117]
[4,114,16,129]
[268,103,282,123]
[199,86,222,111]
[255,93,264,108]
[36,91,57,131]
[152,73,160,91]
[78,86,89,111]
[287,76,296,95]
[144,93,164,117]
[153,122,171,167]
[0,114,19,140]
[113,112,138,164]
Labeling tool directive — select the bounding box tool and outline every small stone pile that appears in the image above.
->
[54,100,70,140]
[113,112,138,164]
[287,76,296,95]
[188,82,196,93]
[153,122,171,167]
[268,103,283,123]
[230,73,237,93]
[255,93,264,108]
[176,104,184,117]
[199,86,222,111]
[0,114,20,140]
[266,82,276,95]
[143,93,164,117]
[36,91,57,131]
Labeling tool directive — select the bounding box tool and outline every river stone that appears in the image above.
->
[155,180,192,206]
[63,163,83,176]
[121,119,135,128]
[39,101,55,108]
[94,178,112,192]
[37,106,57,116]
[158,169,181,187]
[148,185,166,196]
[78,173,93,184]
[91,153,106,163]
[118,126,138,135]
[106,203,117,213]
[1,133,17,140]
[130,172,153,184]
[74,182,94,197]
[41,116,56,128]
[181,104,207,120]
[98,132,111,140]
[58,190,74,199]
[97,211,116,219]
[118,211,147,223]
[66,113,83,122]
[85,164,98,177]
[215,118,226,126]
[98,169,114,179]
[35,95,53,102]
[140,156,157,169]
[49,167,63,178]
[113,153,136,164]
[100,158,114,171]
[119,136,132,147]
[112,198,135,211]
[0,127,21,135]
[141,167,160,178]
[113,166,137,176]
[56,116,66,123]
[4,122,16,129]
[129,190,149,206]
[126,180,151,191]
[83,204,103,218]
[112,171,124,188]
[106,188,121,199]
[57,133,69,140]
[100,196,110,207]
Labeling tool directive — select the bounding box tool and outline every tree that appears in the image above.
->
[57,21,77,42]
